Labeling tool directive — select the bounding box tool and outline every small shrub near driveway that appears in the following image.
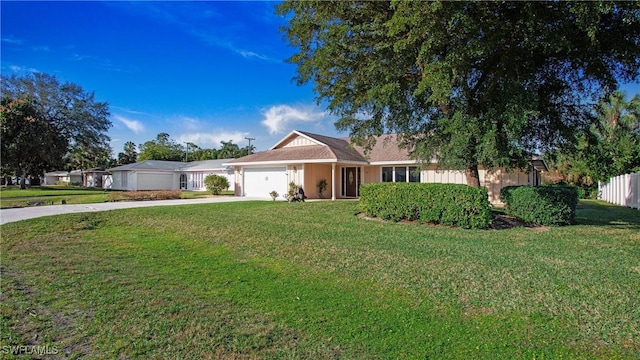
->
[204,174,230,195]
[500,186,579,225]
[109,190,182,201]
[359,183,492,229]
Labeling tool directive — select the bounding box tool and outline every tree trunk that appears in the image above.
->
[465,165,481,188]
[20,168,27,189]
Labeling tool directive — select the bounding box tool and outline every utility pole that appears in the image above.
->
[245,137,255,155]
[184,142,189,162]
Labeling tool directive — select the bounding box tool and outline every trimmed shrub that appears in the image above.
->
[110,190,182,202]
[359,183,492,229]
[204,174,230,195]
[500,186,579,226]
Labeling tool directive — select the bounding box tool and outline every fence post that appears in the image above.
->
[630,171,640,210]
[599,172,640,209]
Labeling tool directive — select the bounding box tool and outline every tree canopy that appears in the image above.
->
[1,97,68,188]
[117,141,138,165]
[278,1,640,186]
[137,133,185,162]
[136,133,251,162]
[1,73,111,184]
[546,91,640,190]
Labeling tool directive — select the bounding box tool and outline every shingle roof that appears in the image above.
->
[226,145,337,164]
[108,160,183,172]
[228,130,408,165]
[179,159,234,171]
[351,134,412,163]
[298,131,367,162]
[108,159,236,172]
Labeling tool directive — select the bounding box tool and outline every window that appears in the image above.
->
[381,166,421,183]
[409,166,420,182]
[382,167,393,182]
[395,167,407,182]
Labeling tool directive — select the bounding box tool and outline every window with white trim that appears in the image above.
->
[381,166,420,183]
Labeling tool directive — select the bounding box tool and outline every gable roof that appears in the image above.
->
[227,130,407,165]
[227,130,369,165]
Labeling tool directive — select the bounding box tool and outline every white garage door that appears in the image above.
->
[244,167,287,198]
[137,173,175,190]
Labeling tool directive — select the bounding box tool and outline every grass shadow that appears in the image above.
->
[575,200,640,229]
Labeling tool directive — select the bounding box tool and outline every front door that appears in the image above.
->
[179,173,187,190]
[345,167,357,197]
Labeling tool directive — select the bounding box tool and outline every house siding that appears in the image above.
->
[282,135,317,148]
[303,163,333,199]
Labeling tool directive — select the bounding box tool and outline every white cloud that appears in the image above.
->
[1,37,23,45]
[261,105,326,135]
[177,131,250,148]
[177,116,202,131]
[9,65,39,73]
[237,49,270,61]
[114,115,145,134]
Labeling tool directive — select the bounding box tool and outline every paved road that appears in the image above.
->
[0,197,265,225]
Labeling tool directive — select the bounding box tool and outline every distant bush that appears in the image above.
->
[500,186,579,226]
[204,174,230,195]
[110,190,182,202]
[359,183,492,229]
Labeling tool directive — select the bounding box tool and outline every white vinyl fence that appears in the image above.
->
[598,172,640,209]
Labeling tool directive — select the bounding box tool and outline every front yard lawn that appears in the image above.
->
[1,200,638,358]
[0,186,218,208]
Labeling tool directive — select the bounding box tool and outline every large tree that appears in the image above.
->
[137,133,185,161]
[1,97,67,188]
[1,73,112,176]
[278,1,640,186]
[117,141,138,165]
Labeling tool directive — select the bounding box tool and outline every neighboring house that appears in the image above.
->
[106,159,235,192]
[83,168,109,188]
[225,130,548,204]
[43,170,83,185]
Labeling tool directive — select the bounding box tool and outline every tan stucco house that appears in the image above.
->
[226,130,547,204]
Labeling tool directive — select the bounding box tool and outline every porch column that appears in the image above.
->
[241,167,245,197]
[331,163,336,201]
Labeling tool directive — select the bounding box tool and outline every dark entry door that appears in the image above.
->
[179,173,187,190]
[345,167,357,197]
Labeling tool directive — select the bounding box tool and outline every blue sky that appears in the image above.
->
[1,1,337,153]
[2,1,639,155]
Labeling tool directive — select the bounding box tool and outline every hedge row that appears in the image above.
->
[359,183,492,229]
[499,186,579,226]
[109,190,182,202]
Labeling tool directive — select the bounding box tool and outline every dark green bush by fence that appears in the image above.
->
[359,183,492,229]
[500,186,579,226]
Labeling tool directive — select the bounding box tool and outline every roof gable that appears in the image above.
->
[227,130,369,165]
[270,130,326,150]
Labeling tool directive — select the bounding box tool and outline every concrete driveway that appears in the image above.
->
[0,197,265,225]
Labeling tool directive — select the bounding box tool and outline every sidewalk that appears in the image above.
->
[0,197,264,225]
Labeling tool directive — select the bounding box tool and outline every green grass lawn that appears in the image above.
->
[0,186,111,208]
[0,186,220,208]
[1,200,638,358]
